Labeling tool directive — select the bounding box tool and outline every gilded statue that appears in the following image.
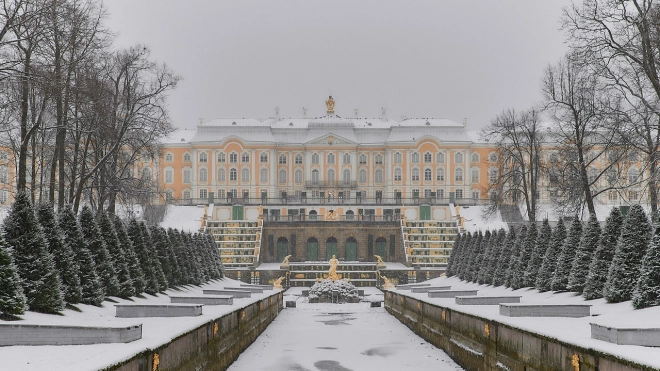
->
[327,255,340,281]
[325,209,337,221]
[273,276,286,289]
[374,254,386,269]
[374,255,384,264]
[326,95,335,114]
[280,254,292,270]
[378,271,394,289]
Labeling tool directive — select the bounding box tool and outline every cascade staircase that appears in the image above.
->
[206,220,263,267]
[403,220,458,268]
[287,262,379,287]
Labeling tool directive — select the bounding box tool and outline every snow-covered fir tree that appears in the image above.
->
[183,232,205,284]
[36,203,82,305]
[139,222,168,292]
[536,218,566,292]
[632,227,660,309]
[3,193,64,313]
[168,228,188,285]
[113,215,146,294]
[475,230,492,284]
[525,219,551,288]
[150,226,180,286]
[477,229,498,284]
[455,232,472,280]
[0,233,26,316]
[59,207,104,306]
[551,217,583,292]
[605,204,651,303]
[97,210,134,299]
[465,231,483,282]
[583,207,624,300]
[492,226,515,287]
[483,228,506,285]
[205,234,223,278]
[194,233,213,279]
[568,214,601,293]
[446,233,462,277]
[127,219,160,294]
[79,206,120,298]
[512,222,537,289]
[504,225,527,288]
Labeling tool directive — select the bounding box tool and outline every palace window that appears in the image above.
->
[312,169,319,183]
[218,168,226,182]
[295,154,303,164]
[359,154,367,164]
[242,168,250,182]
[327,153,335,164]
[424,168,432,181]
[472,190,480,199]
[183,152,191,162]
[328,169,335,182]
[455,168,463,182]
[183,168,192,184]
[437,189,444,199]
[424,152,432,163]
[312,153,319,164]
[455,189,464,199]
[489,152,498,162]
[455,152,464,163]
[411,152,420,163]
[412,168,420,181]
[183,189,191,200]
[260,168,268,182]
[375,154,383,164]
[164,152,173,162]
[394,168,402,181]
[229,152,238,163]
[242,152,250,163]
[279,169,287,183]
[343,153,351,164]
[628,168,639,184]
[0,151,8,161]
[217,189,226,199]
[218,152,226,163]
[359,169,367,183]
[471,167,479,183]
[230,168,238,181]
[199,189,208,199]
[343,169,351,183]
[394,152,402,164]
[199,168,208,182]
[141,167,152,181]
[489,167,498,183]
[295,169,303,183]
[471,153,479,163]
[608,190,618,201]
[279,154,287,164]
[164,168,173,184]
[436,152,445,163]
[260,152,268,163]
[0,165,8,183]
[436,168,445,182]
[375,169,383,183]
[199,152,208,163]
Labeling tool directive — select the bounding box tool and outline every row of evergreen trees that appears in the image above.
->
[0,193,223,316]
[446,204,660,309]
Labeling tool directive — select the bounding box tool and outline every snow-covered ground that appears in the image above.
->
[159,205,206,232]
[228,287,463,371]
[456,205,507,233]
[394,276,660,369]
[0,278,279,371]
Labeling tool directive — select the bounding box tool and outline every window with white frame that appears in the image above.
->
[489,152,498,162]
[394,152,402,164]
[183,189,191,200]
[0,165,8,183]
[424,168,432,181]
[472,189,480,199]
[312,169,319,183]
[312,153,319,164]
[229,189,238,198]
[183,152,191,162]
[628,168,639,184]
[229,152,238,163]
[260,152,268,163]
[164,168,173,184]
[629,190,640,201]
[242,152,250,163]
[279,154,287,164]
[295,169,302,183]
[424,152,432,163]
[328,169,335,182]
[230,168,237,181]
[327,153,335,164]
[375,169,383,183]
[412,152,420,163]
[455,152,463,163]
[183,168,192,183]
[217,189,226,199]
[471,153,479,163]
[164,152,173,162]
[608,190,618,201]
[489,167,498,183]
[412,168,420,181]
[455,167,463,182]
[260,168,268,182]
[294,154,302,164]
[436,152,445,163]
[199,189,208,199]
[242,168,250,182]
[455,189,463,199]
[218,168,226,182]
[0,151,8,161]
[437,189,444,199]
[218,152,225,163]
[343,169,351,182]
[141,167,152,181]
[471,167,479,183]
[436,167,444,182]
[359,154,367,164]
[343,153,350,164]
[359,169,367,183]
[424,189,432,198]
[199,152,208,163]
[375,154,383,164]
[199,168,208,182]
[279,169,286,183]
[394,168,402,181]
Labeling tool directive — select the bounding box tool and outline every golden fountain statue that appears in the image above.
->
[326,95,335,114]
[325,209,338,221]
[374,254,386,269]
[327,254,340,281]
[280,254,292,270]
[377,271,394,290]
[273,276,286,289]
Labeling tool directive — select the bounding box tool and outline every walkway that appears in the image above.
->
[227,288,463,371]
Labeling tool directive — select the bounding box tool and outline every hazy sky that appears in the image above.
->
[102,0,573,130]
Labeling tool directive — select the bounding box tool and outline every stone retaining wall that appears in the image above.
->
[384,291,655,371]
[103,291,283,371]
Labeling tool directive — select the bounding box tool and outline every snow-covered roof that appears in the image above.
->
[161,129,197,144]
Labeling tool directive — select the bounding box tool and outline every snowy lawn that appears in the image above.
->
[0,278,280,371]
[396,276,660,369]
[228,289,463,371]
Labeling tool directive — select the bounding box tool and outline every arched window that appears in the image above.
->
[199,188,208,199]
[199,168,208,182]
[455,167,463,182]
[375,169,383,183]
[183,189,191,200]
[328,169,336,182]
[394,168,402,181]
[199,152,208,163]
[394,152,402,164]
[164,152,173,162]
[312,169,319,183]
[436,167,445,182]
[239,152,248,163]
[164,167,174,184]
[471,167,480,183]
[436,152,445,163]
[279,169,287,183]
[424,152,432,163]
[217,152,225,163]
[306,237,319,259]
[218,168,226,182]
[308,211,318,221]
[279,154,287,164]
[359,154,367,164]
[229,152,238,163]
[628,168,639,184]
[412,168,420,181]
[260,168,268,182]
[242,168,250,182]
[411,152,420,163]
[343,153,351,164]
[141,167,152,181]
[375,154,383,164]
[471,153,479,163]
[277,237,289,262]
[183,167,192,183]
[312,153,319,164]
[326,237,338,260]
[359,169,367,183]
[0,165,8,184]
[489,152,498,162]
[488,167,498,183]
[295,154,303,164]
[607,168,618,185]
[455,152,464,163]
[295,169,303,183]
[327,153,335,164]
[343,169,351,183]
[424,168,432,181]
[230,168,238,181]
[183,152,191,162]
[260,152,268,163]
[345,236,357,261]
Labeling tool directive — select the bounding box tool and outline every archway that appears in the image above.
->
[375,237,387,261]
[277,237,289,262]
[309,210,318,220]
[345,209,355,220]
[326,237,338,260]
[307,237,319,261]
[345,237,357,261]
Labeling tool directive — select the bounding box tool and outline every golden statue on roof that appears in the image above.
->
[326,95,335,114]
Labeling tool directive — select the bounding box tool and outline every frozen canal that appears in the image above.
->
[227,289,463,371]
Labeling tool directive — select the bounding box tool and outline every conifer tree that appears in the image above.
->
[127,219,160,294]
[465,231,483,282]
[551,217,583,292]
[536,218,566,292]
[196,233,216,279]
[583,208,623,300]
[605,204,651,303]
[568,214,601,293]
[525,219,551,287]
[206,234,223,278]
[482,228,506,284]
[183,232,204,284]
[0,234,26,316]
[492,226,515,287]
[474,230,491,284]
[97,211,134,298]
[36,203,82,305]
[455,232,472,280]
[150,226,174,285]
[512,222,537,289]
[477,230,497,284]
[632,227,660,309]
[59,207,104,306]
[168,228,188,285]
[504,225,527,288]
[113,215,146,294]
[4,193,64,313]
[79,206,120,298]
[140,222,168,291]
[446,233,462,277]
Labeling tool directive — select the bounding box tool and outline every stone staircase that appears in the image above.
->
[206,220,263,267]
[403,220,458,268]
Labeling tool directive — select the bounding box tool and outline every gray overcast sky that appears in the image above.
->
[102,0,573,130]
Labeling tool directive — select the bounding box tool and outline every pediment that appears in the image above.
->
[306,134,356,146]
